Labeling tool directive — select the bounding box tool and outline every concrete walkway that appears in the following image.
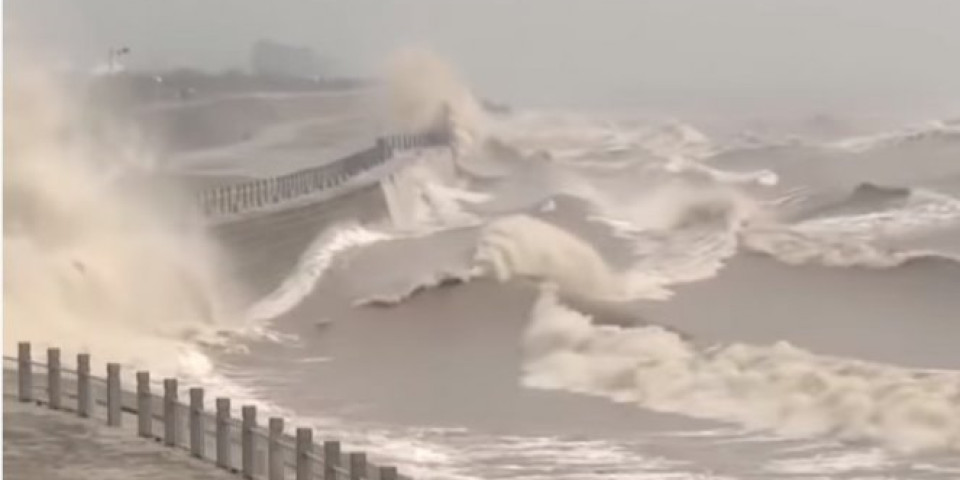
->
[3,400,237,480]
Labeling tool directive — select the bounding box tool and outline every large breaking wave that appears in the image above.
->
[523,288,960,454]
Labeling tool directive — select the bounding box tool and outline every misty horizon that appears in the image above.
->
[7,0,960,115]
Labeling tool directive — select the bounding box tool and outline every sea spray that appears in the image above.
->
[384,47,486,152]
[3,44,241,377]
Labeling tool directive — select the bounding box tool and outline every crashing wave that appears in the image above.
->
[245,223,392,322]
[741,224,960,269]
[385,48,486,154]
[794,189,960,239]
[381,149,489,231]
[830,121,960,154]
[474,215,672,301]
[523,288,960,454]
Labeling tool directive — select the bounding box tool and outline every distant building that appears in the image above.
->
[249,40,323,79]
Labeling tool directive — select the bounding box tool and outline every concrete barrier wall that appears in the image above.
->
[6,342,410,480]
[195,129,452,222]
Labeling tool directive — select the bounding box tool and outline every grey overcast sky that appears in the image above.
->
[7,0,960,112]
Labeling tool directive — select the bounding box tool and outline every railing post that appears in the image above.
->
[163,379,179,447]
[348,452,366,480]
[379,466,398,480]
[377,137,389,161]
[136,371,152,438]
[268,417,284,480]
[77,353,91,417]
[106,363,121,426]
[295,428,313,480]
[17,342,32,403]
[216,397,232,470]
[242,405,257,479]
[323,441,341,480]
[47,348,61,409]
[228,186,237,213]
[190,388,205,458]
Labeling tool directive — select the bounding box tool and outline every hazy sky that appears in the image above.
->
[8,0,960,112]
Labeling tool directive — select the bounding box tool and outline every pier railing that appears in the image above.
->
[195,130,452,222]
[4,342,411,480]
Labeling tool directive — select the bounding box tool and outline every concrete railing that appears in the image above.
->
[195,129,452,221]
[5,342,411,480]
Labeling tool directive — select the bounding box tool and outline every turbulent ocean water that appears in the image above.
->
[203,89,960,478]
[7,54,960,479]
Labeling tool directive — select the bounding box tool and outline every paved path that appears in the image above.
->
[3,400,237,480]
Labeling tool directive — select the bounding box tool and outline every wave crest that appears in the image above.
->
[246,224,391,322]
[474,215,671,301]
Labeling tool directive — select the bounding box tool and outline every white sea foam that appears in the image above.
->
[523,288,960,455]
[742,190,960,268]
[385,48,486,152]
